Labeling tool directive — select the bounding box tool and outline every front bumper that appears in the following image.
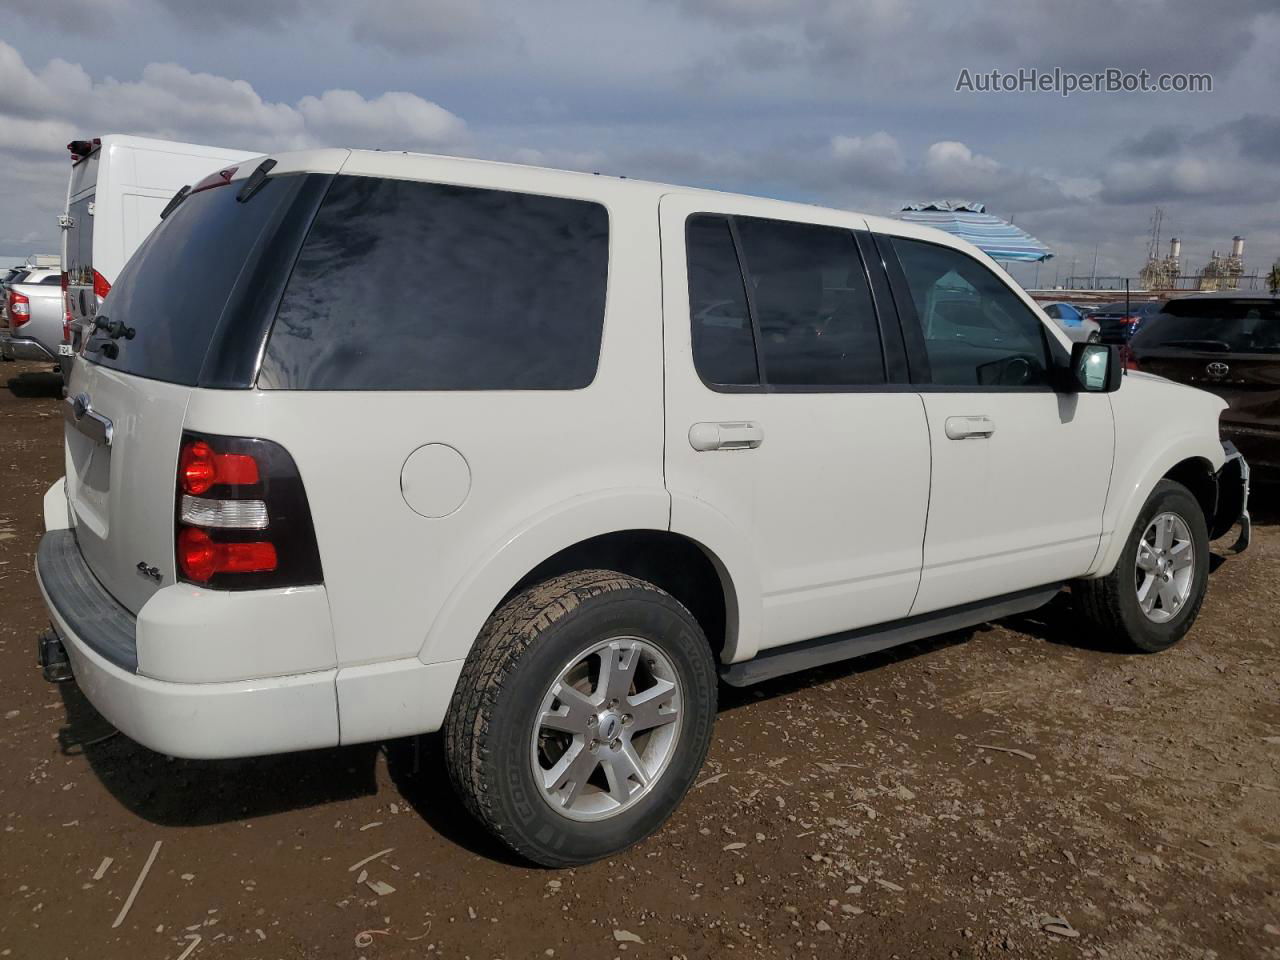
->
[36,528,340,759]
[1211,443,1250,554]
[1221,425,1279,483]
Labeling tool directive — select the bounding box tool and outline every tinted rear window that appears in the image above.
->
[1133,299,1280,354]
[257,176,609,391]
[735,215,884,386]
[686,214,757,386]
[84,175,315,386]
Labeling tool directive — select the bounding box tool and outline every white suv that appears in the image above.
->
[38,149,1250,866]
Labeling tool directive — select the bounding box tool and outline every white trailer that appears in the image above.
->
[62,135,258,348]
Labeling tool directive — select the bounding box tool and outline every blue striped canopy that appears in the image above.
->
[897,200,1054,263]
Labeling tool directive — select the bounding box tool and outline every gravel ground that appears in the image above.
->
[1,359,1277,960]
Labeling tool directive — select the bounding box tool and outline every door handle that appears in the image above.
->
[689,421,764,452]
[944,415,995,440]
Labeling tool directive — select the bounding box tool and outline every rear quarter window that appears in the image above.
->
[257,176,609,391]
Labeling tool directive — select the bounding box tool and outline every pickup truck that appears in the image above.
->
[1,267,68,364]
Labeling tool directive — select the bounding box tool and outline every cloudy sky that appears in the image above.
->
[2,0,1278,284]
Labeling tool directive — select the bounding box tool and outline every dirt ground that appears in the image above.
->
[1,358,1277,960]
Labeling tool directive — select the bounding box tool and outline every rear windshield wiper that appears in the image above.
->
[93,316,135,340]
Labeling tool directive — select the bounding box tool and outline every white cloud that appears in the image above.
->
[830,132,904,181]
[923,140,1002,194]
[298,90,467,148]
[0,40,465,154]
[0,40,468,253]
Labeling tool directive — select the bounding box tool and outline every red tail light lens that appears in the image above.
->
[191,166,239,195]
[92,270,111,302]
[177,527,277,583]
[9,290,30,328]
[174,432,322,590]
[179,440,261,495]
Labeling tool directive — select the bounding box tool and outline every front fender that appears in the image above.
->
[1087,375,1226,577]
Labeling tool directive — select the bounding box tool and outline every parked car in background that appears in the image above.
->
[1091,299,1165,343]
[1127,292,1279,481]
[1040,301,1101,342]
[37,150,1249,868]
[1,267,69,364]
[62,135,257,357]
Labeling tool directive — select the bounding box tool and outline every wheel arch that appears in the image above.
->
[416,490,749,669]
[1090,445,1224,577]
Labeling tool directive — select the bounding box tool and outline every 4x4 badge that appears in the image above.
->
[136,561,161,583]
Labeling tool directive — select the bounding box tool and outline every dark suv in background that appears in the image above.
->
[1092,299,1165,343]
[1127,292,1280,481]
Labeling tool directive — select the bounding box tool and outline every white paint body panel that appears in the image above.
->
[1087,372,1227,577]
[39,149,1233,761]
[38,566,339,760]
[135,583,337,683]
[658,193,930,659]
[910,391,1114,614]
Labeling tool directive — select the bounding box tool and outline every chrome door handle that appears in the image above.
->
[944,415,994,440]
[689,421,764,452]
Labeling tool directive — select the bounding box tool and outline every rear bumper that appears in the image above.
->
[0,333,57,362]
[36,528,340,759]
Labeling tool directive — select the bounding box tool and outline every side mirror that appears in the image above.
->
[1070,342,1121,393]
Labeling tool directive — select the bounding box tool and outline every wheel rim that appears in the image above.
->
[530,636,683,822]
[1135,511,1195,623]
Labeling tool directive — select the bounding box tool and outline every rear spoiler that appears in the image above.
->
[159,159,276,220]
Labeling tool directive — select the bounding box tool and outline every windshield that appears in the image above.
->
[1132,299,1280,354]
[84,173,318,386]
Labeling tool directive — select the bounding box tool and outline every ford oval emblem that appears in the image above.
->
[1205,361,1229,378]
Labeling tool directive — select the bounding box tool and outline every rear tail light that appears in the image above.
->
[179,440,260,495]
[174,432,322,589]
[177,528,278,581]
[92,269,110,305]
[8,290,30,328]
[1121,345,1140,371]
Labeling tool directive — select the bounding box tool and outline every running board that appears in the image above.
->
[719,583,1063,687]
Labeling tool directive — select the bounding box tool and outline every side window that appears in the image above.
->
[736,216,885,386]
[892,237,1051,388]
[40,274,62,285]
[259,176,608,391]
[686,214,758,386]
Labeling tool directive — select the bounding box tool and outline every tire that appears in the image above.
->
[443,569,718,867]
[1076,479,1210,652]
